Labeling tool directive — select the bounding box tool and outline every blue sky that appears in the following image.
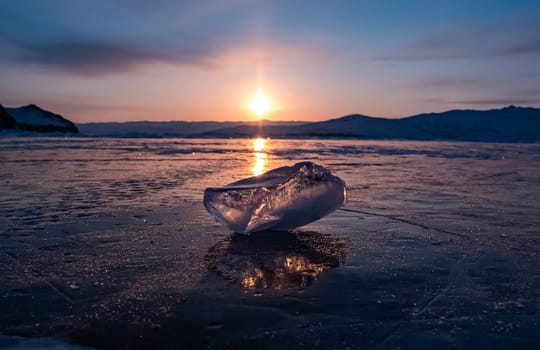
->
[1,0,539,122]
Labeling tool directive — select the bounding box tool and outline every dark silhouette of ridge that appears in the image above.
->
[1,104,78,133]
[0,105,17,129]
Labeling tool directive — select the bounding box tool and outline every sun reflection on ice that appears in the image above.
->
[252,153,267,176]
[253,137,265,152]
[252,138,268,176]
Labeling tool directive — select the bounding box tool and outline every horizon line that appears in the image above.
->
[73,104,538,124]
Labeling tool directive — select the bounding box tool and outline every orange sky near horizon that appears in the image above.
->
[0,59,435,123]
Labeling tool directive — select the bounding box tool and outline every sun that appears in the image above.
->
[249,92,271,117]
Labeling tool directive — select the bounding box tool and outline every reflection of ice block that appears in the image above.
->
[205,230,345,290]
[204,162,346,233]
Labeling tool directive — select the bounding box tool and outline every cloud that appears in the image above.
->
[404,77,492,89]
[425,97,540,106]
[0,20,332,77]
[0,29,331,76]
[2,38,330,77]
[0,0,254,75]
[0,32,223,75]
[373,39,540,61]
[373,21,540,62]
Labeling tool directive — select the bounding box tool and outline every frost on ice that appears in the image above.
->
[204,162,346,233]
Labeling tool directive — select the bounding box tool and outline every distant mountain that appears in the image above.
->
[79,120,303,138]
[273,106,540,141]
[188,106,540,142]
[399,106,540,141]
[1,104,78,133]
[78,121,243,138]
[5,105,539,141]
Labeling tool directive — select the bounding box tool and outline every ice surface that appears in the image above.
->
[2,138,540,348]
[0,335,96,349]
[204,162,347,233]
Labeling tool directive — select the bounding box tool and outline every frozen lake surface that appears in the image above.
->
[1,138,539,349]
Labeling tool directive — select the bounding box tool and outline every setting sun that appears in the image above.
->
[249,92,271,117]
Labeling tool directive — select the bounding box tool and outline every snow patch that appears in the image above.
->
[0,335,95,350]
[7,107,67,127]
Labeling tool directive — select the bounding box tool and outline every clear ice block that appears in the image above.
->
[204,162,346,233]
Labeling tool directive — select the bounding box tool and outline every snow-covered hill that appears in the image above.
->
[1,104,78,133]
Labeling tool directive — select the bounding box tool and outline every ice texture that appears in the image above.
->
[203,162,346,233]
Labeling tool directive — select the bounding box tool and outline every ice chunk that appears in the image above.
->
[204,162,346,233]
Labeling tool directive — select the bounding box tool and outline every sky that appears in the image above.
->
[1,0,539,123]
